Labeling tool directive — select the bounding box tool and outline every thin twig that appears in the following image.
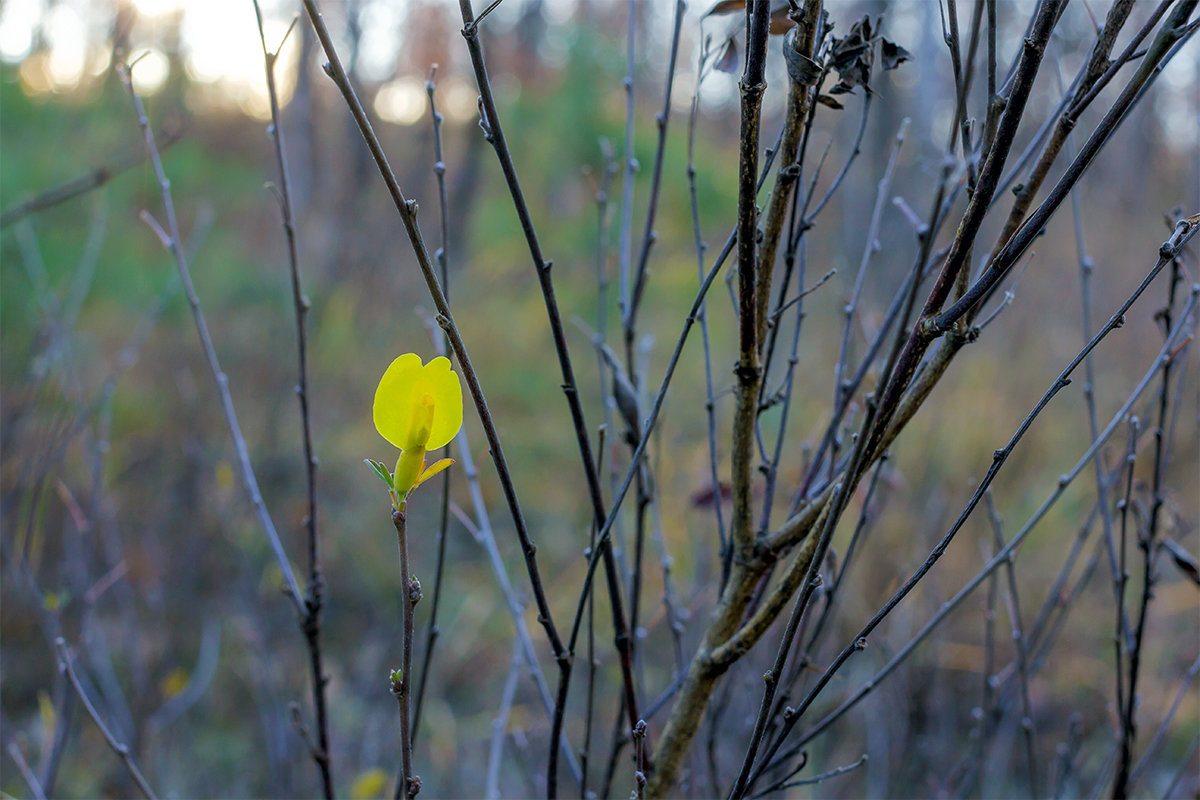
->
[750,224,1200,788]
[622,0,688,728]
[801,92,872,223]
[801,452,889,656]
[860,0,1068,477]
[7,741,47,800]
[616,0,637,333]
[686,37,729,587]
[412,63,453,753]
[966,494,1004,798]
[1127,654,1200,791]
[938,0,1198,330]
[300,0,570,742]
[775,278,1197,773]
[0,124,183,229]
[116,62,305,612]
[1065,113,1128,642]
[251,6,333,794]
[831,118,910,462]
[1114,414,1139,780]
[627,0,685,334]
[756,200,814,539]
[55,638,158,800]
[632,720,648,800]
[456,6,643,785]
[748,752,867,799]
[730,0,773,573]
[1114,249,1187,797]
[584,135,617,800]
[429,328,581,785]
[390,508,420,800]
[486,642,524,800]
[983,491,1039,795]
[1162,732,1200,798]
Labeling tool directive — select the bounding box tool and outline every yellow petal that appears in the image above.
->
[349,768,388,799]
[406,394,436,450]
[421,356,464,450]
[373,353,424,450]
[373,354,464,452]
[160,668,190,699]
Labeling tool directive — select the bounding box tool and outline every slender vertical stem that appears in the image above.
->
[727,550,816,800]
[730,0,772,564]
[754,0,824,350]
[1128,655,1200,790]
[627,0,686,333]
[455,6,643,791]
[412,64,453,752]
[251,8,333,795]
[445,402,583,785]
[621,0,686,717]
[984,0,997,144]
[7,741,47,800]
[1067,120,1132,667]
[632,719,648,800]
[616,0,637,330]
[970,502,1003,798]
[831,118,909,459]
[746,227,1199,790]
[300,0,568,709]
[1113,416,1139,785]
[485,643,523,800]
[1114,255,1185,798]
[116,62,304,614]
[391,507,419,800]
[936,0,1198,330]
[686,45,728,586]
[55,639,158,800]
[858,0,1065,475]
[984,492,1039,795]
[584,140,617,799]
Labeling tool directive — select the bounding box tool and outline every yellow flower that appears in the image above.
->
[371,353,463,505]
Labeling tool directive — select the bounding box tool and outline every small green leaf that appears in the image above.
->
[364,458,393,489]
[412,457,455,492]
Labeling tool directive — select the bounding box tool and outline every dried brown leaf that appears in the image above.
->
[1159,537,1200,586]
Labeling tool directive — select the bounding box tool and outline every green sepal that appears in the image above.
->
[364,458,393,489]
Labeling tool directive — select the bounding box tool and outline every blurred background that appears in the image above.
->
[1,0,1197,797]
